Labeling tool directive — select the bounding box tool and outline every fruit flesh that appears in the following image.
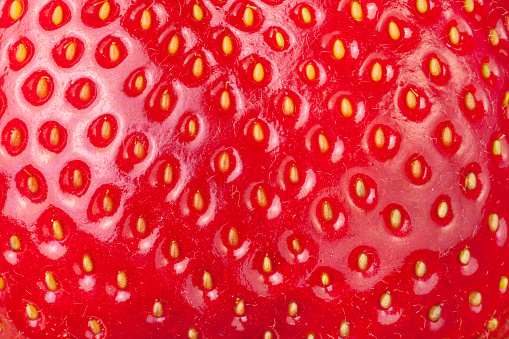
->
[0,0,508,338]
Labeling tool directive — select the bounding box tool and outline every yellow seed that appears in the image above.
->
[481,63,491,79]
[415,260,426,278]
[79,83,91,102]
[333,39,346,60]
[45,272,57,291]
[217,151,231,173]
[449,26,460,45]
[187,328,198,339]
[168,35,180,55]
[437,201,448,219]
[429,58,441,77]
[292,238,301,253]
[487,318,499,331]
[228,227,239,247]
[52,5,63,25]
[464,92,476,111]
[288,164,299,184]
[498,276,509,292]
[469,291,481,307]
[10,235,21,251]
[140,9,151,30]
[26,304,38,320]
[252,122,265,143]
[193,191,205,211]
[340,98,353,117]
[163,164,173,185]
[220,90,231,111]
[49,127,60,146]
[404,90,417,110]
[52,220,64,240]
[103,193,114,213]
[288,301,298,317]
[428,305,441,322]
[89,319,101,335]
[318,133,329,153]
[117,271,127,289]
[160,90,171,111]
[441,126,453,147]
[305,63,316,81]
[15,43,27,62]
[390,209,402,228]
[27,176,39,194]
[235,299,245,316]
[9,0,23,20]
[416,0,428,13]
[374,127,385,148]
[301,7,311,23]
[493,139,502,156]
[339,321,350,338]
[321,272,330,286]
[388,21,401,40]
[136,217,147,234]
[459,247,471,265]
[357,252,368,271]
[321,201,333,222]
[282,96,295,116]
[83,254,94,273]
[371,62,383,82]
[253,63,265,83]
[192,57,203,77]
[0,276,5,290]
[193,3,204,21]
[490,29,500,46]
[262,255,272,273]
[36,77,49,99]
[488,213,499,232]
[109,42,120,62]
[98,1,110,20]
[187,119,197,137]
[10,129,21,148]
[169,241,180,260]
[355,179,366,198]
[256,186,268,208]
[65,41,76,61]
[351,1,363,21]
[203,271,212,290]
[307,333,317,339]
[222,35,233,55]
[243,6,254,26]
[464,172,476,191]
[464,0,474,13]
[504,92,509,107]
[410,159,423,179]
[135,75,144,91]
[275,31,285,48]
[379,292,392,309]
[153,301,163,318]
[101,119,112,141]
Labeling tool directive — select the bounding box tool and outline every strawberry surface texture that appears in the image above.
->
[0,0,509,338]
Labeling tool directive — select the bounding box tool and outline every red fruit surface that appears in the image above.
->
[0,0,509,338]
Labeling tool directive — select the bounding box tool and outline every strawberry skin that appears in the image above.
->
[1,0,509,338]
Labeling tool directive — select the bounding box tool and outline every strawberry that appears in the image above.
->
[0,0,509,338]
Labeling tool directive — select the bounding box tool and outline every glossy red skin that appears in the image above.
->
[0,0,509,338]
